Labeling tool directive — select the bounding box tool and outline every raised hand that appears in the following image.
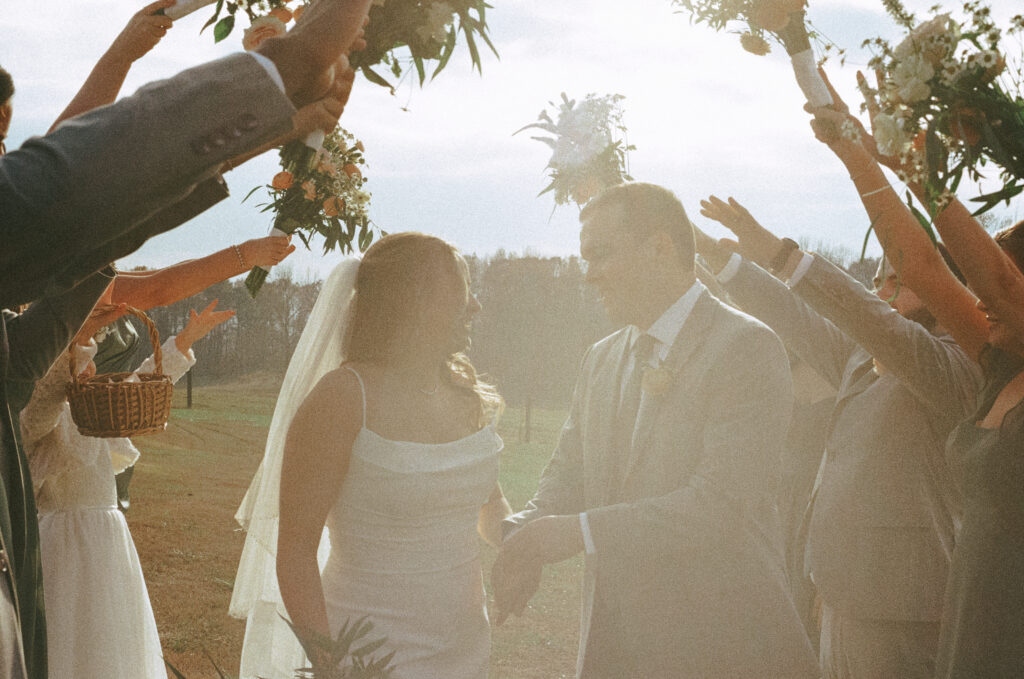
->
[174,299,235,354]
[698,196,783,269]
[290,60,355,139]
[240,236,296,269]
[258,0,373,109]
[108,0,175,65]
[73,302,129,346]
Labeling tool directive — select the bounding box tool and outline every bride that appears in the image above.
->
[231,232,512,679]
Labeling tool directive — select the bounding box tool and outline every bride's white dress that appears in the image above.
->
[238,367,502,679]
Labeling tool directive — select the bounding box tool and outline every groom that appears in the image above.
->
[493,183,819,678]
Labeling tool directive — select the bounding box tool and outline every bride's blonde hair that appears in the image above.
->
[344,232,503,426]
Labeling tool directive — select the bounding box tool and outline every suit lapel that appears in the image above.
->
[591,329,636,506]
[623,292,717,481]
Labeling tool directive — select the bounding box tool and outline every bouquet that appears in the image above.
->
[245,128,378,296]
[861,1,1024,215]
[673,0,836,107]
[517,93,634,208]
[201,0,497,90]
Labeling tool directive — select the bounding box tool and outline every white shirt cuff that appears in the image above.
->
[786,252,815,289]
[716,252,743,284]
[579,512,596,556]
[247,52,286,94]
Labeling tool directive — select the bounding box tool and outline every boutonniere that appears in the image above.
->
[641,366,675,396]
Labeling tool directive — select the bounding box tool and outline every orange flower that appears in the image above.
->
[269,6,293,23]
[292,4,304,21]
[343,163,362,179]
[302,179,318,201]
[949,107,984,147]
[271,171,294,190]
[322,196,345,217]
[749,0,805,32]
[242,16,287,51]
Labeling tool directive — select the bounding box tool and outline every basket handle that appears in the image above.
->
[69,305,164,380]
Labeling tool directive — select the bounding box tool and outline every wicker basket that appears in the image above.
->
[67,305,174,438]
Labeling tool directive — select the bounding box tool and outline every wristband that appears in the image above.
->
[860,185,893,198]
[232,244,247,270]
[769,238,800,275]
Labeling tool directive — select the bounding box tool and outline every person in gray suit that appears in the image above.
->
[0,2,372,675]
[695,196,984,679]
[493,182,819,678]
[0,0,373,307]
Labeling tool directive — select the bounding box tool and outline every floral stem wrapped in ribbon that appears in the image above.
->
[517,93,634,208]
[862,1,1024,216]
[673,0,836,107]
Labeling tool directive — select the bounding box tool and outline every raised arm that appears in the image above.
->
[111,236,295,310]
[807,75,989,360]
[50,0,174,132]
[277,369,362,652]
[699,196,982,416]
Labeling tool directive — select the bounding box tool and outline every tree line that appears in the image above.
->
[128,249,878,408]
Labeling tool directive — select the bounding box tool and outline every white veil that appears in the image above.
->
[229,257,360,678]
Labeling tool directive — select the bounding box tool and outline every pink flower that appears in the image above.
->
[242,16,287,51]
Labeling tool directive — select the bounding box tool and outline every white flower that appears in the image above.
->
[894,14,959,65]
[873,112,910,156]
[416,2,454,44]
[939,58,963,84]
[892,54,934,103]
[976,50,999,68]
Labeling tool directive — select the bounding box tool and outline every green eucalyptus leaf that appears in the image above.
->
[213,15,235,43]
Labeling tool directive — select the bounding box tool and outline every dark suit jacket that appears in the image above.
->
[723,255,983,621]
[508,287,819,678]
[0,270,114,679]
[0,53,295,307]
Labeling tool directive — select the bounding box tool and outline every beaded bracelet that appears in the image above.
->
[232,244,247,270]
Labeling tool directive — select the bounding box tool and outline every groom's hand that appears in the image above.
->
[491,515,583,624]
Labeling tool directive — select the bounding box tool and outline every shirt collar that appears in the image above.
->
[634,279,705,360]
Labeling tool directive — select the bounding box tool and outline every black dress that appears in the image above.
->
[937,347,1024,678]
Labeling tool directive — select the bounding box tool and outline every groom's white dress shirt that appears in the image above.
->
[579,280,705,555]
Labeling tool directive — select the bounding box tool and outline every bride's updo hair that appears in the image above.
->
[344,232,503,425]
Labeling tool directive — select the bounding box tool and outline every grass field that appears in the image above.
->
[128,375,581,678]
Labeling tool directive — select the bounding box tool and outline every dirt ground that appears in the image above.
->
[127,376,580,678]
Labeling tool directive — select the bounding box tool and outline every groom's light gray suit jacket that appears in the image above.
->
[508,286,819,678]
[720,255,982,623]
[0,53,296,306]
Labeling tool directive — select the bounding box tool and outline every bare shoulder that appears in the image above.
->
[293,366,365,435]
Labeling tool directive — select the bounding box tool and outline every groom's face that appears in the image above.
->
[580,209,651,326]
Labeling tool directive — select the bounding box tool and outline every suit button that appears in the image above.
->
[0,550,8,573]
[209,132,227,148]
[190,137,212,155]
[227,125,243,139]
[237,113,259,131]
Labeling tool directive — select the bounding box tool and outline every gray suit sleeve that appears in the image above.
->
[0,53,295,305]
[792,254,983,420]
[5,268,115,410]
[723,259,856,389]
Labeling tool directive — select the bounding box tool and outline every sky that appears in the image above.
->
[3,0,1021,282]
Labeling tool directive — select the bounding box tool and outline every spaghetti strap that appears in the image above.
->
[344,365,368,428]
